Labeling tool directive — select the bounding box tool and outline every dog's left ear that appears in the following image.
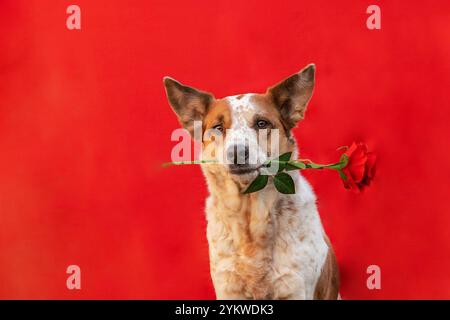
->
[267,64,315,130]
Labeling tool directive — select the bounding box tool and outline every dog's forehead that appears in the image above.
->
[226,94,257,112]
[226,93,278,119]
[205,93,279,128]
[223,93,270,121]
[223,94,260,129]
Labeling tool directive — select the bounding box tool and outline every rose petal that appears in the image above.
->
[347,148,367,182]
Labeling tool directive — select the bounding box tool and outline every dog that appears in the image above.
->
[163,64,340,299]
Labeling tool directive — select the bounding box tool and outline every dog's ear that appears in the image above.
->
[163,77,214,135]
[267,64,315,130]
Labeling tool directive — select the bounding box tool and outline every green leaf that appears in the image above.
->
[262,152,292,174]
[278,152,292,162]
[273,172,296,194]
[285,161,306,171]
[275,152,292,172]
[243,174,269,194]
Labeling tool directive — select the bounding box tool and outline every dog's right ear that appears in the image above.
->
[163,77,214,136]
[267,64,315,130]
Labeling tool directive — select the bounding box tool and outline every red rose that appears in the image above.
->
[340,142,376,192]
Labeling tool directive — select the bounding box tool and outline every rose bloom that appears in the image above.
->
[341,142,376,192]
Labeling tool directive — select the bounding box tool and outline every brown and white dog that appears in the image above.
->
[163,64,340,299]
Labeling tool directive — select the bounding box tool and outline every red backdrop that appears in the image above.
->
[1,0,449,299]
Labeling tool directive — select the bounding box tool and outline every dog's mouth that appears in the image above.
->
[228,164,260,176]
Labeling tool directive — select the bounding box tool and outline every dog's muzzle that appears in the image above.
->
[226,144,258,175]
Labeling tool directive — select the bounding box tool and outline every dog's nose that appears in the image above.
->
[226,144,250,165]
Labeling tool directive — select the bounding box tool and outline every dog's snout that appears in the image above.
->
[226,144,249,165]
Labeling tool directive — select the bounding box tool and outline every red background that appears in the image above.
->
[1,0,449,299]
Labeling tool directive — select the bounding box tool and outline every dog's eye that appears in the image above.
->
[212,124,224,132]
[256,119,271,129]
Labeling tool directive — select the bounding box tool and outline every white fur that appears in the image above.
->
[224,94,269,167]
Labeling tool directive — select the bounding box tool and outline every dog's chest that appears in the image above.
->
[205,195,328,300]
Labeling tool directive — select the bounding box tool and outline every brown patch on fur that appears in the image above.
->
[202,99,232,151]
[204,100,232,131]
[314,235,340,300]
[250,94,289,135]
[247,94,295,156]
[274,198,296,219]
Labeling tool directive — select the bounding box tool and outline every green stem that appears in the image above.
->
[319,163,344,170]
[272,160,345,170]
[162,159,346,170]
[162,159,217,167]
